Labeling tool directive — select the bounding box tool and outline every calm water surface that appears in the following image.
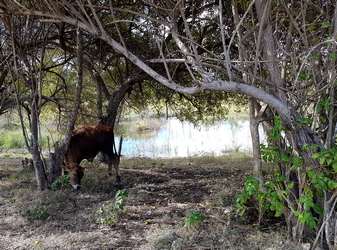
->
[116,117,263,158]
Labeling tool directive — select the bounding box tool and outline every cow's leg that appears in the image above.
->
[108,161,113,176]
[108,154,121,185]
[113,159,121,184]
[107,159,121,184]
[103,150,122,185]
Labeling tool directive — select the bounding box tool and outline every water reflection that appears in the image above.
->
[116,117,261,158]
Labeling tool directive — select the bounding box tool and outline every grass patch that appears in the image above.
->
[0,129,57,150]
[24,205,49,221]
[14,189,78,223]
[0,151,31,158]
[121,152,252,170]
[50,175,70,191]
[0,130,26,149]
[184,211,205,231]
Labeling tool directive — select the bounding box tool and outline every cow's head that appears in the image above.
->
[70,166,84,190]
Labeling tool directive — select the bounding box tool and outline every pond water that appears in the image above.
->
[116,117,264,158]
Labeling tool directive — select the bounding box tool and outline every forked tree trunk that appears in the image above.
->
[9,17,48,190]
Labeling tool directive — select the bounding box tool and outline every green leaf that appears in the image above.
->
[319,158,326,165]
[299,71,309,81]
[327,158,333,165]
[321,21,331,28]
[287,182,294,189]
[328,180,337,190]
[297,211,317,229]
[313,204,323,215]
[312,152,320,159]
[332,161,337,172]
[291,156,303,169]
[329,52,337,61]
[317,98,331,113]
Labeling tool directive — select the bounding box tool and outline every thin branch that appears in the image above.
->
[228,0,256,51]
[219,0,232,81]
[156,39,171,81]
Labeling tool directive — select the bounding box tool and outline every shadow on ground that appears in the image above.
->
[0,155,304,250]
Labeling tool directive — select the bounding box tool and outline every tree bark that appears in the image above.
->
[255,0,286,101]
[31,80,48,190]
[249,99,262,177]
[232,2,263,180]
[49,27,84,183]
[96,76,103,120]
[325,3,337,149]
[106,76,145,127]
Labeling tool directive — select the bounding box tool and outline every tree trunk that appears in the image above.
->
[255,0,286,101]
[96,77,103,120]
[31,81,48,190]
[106,76,144,127]
[49,27,84,183]
[325,4,337,149]
[232,2,263,180]
[249,99,262,178]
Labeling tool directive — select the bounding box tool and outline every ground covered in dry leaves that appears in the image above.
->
[0,154,306,249]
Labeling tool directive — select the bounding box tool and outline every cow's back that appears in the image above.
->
[66,124,114,163]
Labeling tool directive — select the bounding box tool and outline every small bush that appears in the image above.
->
[50,175,70,191]
[95,189,128,225]
[95,202,118,225]
[184,211,205,230]
[114,189,128,210]
[24,206,49,221]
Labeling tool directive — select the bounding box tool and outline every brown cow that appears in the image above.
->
[64,123,122,190]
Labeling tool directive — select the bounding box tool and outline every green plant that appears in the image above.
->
[312,147,337,171]
[24,206,49,221]
[95,189,128,225]
[316,97,331,113]
[184,211,205,230]
[296,116,313,127]
[236,116,337,232]
[95,202,118,225]
[298,70,312,81]
[114,189,128,210]
[50,175,70,191]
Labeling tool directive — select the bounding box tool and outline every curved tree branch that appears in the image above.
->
[1,3,294,127]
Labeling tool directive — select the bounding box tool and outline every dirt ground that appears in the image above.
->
[0,154,306,250]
